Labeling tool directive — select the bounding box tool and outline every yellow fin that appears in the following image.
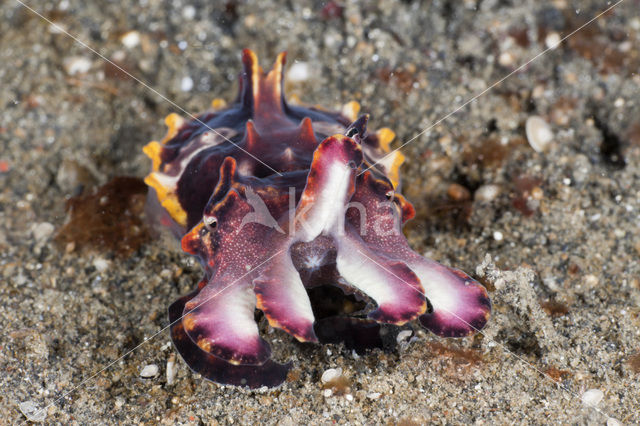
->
[211,98,227,110]
[377,128,396,152]
[161,113,185,144]
[288,93,302,105]
[387,151,405,189]
[160,196,187,227]
[144,173,187,226]
[142,141,163,171]
[342,101,360,122]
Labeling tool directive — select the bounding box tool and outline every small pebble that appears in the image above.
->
[120,31,140,48]
[48,21,68,34]
[396,330,413,344]
[447,183,470,201]
[619,41,632,53]
[180,76,194,92]
[19,401,46,422]
[93,257,110,273]
[114,397,125,409]
[525,116,553,152]
[607,418,622,426]
[56,159,92,193]
[474,184,501,202]
[493,231,503,241]
[531,84,546,99]
[367,392,382,400]
[140,363,159,378]
[545,32,561,49]
[498,51,514,67]
[583,274,598,288]
[581,388,604,407]
[166,354,177,385]
[321,367,342,384]
[182,5,196,19]
[63,56,92,76]
[287,62,311,82]
[323,389,332,398]
[530,186,544,200]
[32,222,55,243]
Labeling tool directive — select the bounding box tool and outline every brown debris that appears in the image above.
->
[550,97,577,126]
[544,366,570,383]
[65,77,120,96]
[625,120,640,147]
[286,368,302,383]
[55,176,150,257]
[567,262,581,276]
[394,417,424,426]
[510,174,542,217]
[628,352,640,374]
[463,135,524,169]
[425,195,473,228]
[477,275,496,292]
[376,66,418,94]
[508,25,530,48]
[320,1,344,20]
[103,60,136,82]
[540,299,570,317]
[321,375,352,396]
[426,341,483,366]
[565,16,639,76]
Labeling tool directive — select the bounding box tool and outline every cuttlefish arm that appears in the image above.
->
[347,171,491,337]
[169,290,290,388]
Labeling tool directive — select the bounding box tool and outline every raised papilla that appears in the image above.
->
[144,49,491,388]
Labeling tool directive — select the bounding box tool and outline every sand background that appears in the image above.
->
[1,0,639,424]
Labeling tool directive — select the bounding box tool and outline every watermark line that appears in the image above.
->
[360,0,627,176]
[23,249,285,424]
[355,248,614,422]
[13,0,283,177]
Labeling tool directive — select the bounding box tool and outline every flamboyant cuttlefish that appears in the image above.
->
[143,50,491,388]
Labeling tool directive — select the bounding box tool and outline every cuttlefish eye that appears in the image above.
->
[347,160,358,169]
[345,127,359,138]
[385,190,394,201]
[203,214,218,231]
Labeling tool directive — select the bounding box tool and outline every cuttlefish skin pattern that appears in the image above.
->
[144,50,491,388]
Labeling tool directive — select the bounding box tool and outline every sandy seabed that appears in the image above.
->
[1,0,639,424]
